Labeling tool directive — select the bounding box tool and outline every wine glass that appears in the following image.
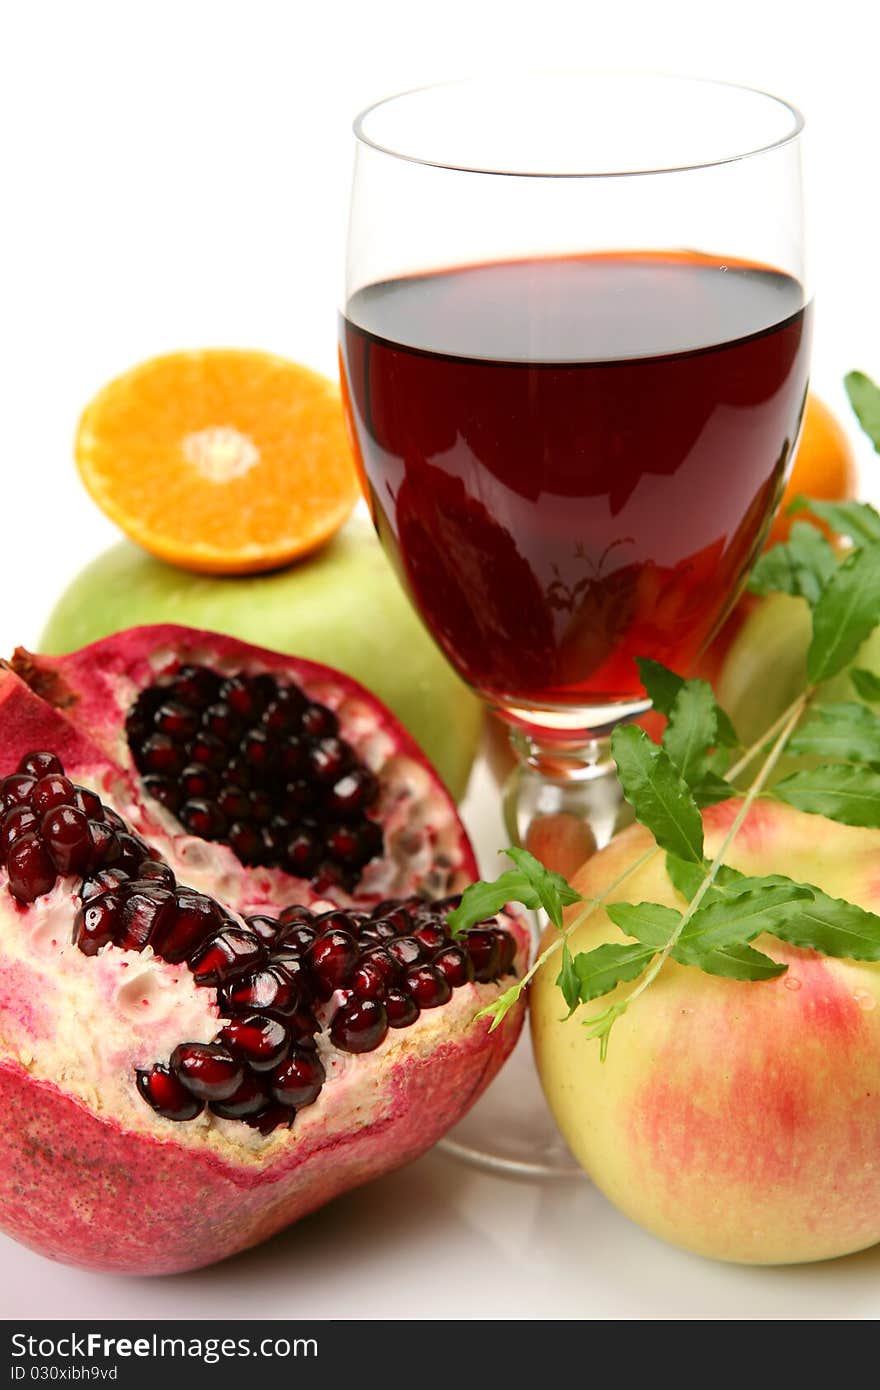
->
[339,73,810,1176]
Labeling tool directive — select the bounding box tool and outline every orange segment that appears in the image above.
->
[75,349,359,575]
[768,393,858,546]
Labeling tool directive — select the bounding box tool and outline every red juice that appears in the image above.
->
[339,252,811,712]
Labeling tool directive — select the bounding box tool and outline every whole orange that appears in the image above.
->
[767,393,858,546]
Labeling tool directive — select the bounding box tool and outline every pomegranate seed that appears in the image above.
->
[330,997,389,1053]
[225,821,262,864]
[270,1047,326,1107]
[136,859,176,886]
[218,1015,290,1071]
[170,664,222,708]
[137,1064,204,1121]
[325,768,379,817]
[351,959,388,1000]
[282,779,317,815]
[222,964,301,1017]
[116,833,152,876]
[405,964,452,1008]
[31,775,76,815]
[306,929,358,996]
[73,893,122,954]
[359,946,401,984]
[301,704,338,737]
[314,909,358,935]
[72,785,103,820]
[247,1103,296,1134]
[155,889,223,962]
[309,737,351,784]
[203,701,244,742]
[278,922,317,952]
[179,799,226,839]
[180,764,219,799]
[217,785,250,820]
[464,927,502,983]
[283,830,320,877]
[188,732,227,770]
[249,790,273,824]
[154,702,199,740]
[412,922,448,952]
[357,821,384,864]
[141,776,182,813]
[40,806,92,874]
[0,774,36,811]
[385,936,424,970]
[6,834,56,902]
[261,688,305,735]
[189,927,266,984]
[171,1043,243,1101]
[18,751,63,779]
[87,819,120,867]
[433,945,474,988]
[324,824,361,865]
[116,886,177,952]
[80,870,129,902]
[210,1074,269,1119]
[279,740,307,777]
[0,805,39,857]
[245,913,281,944]
[495,928,517,974]
[239,728,273,773]
[138,735,185,776]
[278,903,314,925]
[385,988,420,1028]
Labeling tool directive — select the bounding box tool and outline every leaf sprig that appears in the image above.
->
[465,372,880,1054]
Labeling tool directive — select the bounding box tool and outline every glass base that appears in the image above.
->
[438,1024,583,1178]
[440,708,643,1180]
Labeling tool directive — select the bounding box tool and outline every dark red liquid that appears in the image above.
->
[340,252,811,713]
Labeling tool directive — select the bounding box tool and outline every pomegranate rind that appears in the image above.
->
[0,991,522,1274]
[0,650,531,1274]
[11,625,478,909]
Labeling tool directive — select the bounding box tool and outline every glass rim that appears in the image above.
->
[352,72,805,179]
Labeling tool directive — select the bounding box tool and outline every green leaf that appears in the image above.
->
[611,724,704,864]
[505,846,583,929]
[678,882,812,955]
[665,854,744,903]
[774,764,880,828]
[686,941,787,982]
[446,870,540,937]
[609,893,787,982]
[556,944,581,1017]
[770,887,880,961]
[474,983,523,1033]
[571,941,657,1003]
[851,668,880,703]
[807,544,880,684]
[747,522,837,606]
[788,496,880,547]
[691,771,737,808]
[635,658,685,717]
[636,658,738,746]
[662,679,717,787]
[844,370,880,453]
[607,900,681,949]
[788,701,880,765]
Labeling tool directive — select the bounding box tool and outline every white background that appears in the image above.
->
[0,0,879,1321]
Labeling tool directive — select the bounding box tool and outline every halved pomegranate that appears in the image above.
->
[0,633,528,1275]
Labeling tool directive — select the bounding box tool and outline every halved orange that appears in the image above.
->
[75,349,359,575]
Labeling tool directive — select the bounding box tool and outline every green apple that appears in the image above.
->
[705,589,880,783]
[40,517,483,800]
